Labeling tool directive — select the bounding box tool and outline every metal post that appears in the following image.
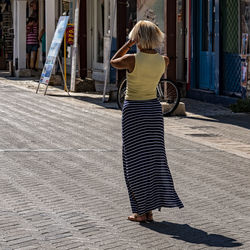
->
[102,0,117,102]
[70,0,80,92]
[58,56,70,96]
[64,31,67,91]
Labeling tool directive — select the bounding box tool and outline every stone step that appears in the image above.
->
[161,102,186,116]
[75,78,95,92]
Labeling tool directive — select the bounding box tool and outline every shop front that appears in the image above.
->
[10,0,190,96]
[86,0,113,83]
[12,0,57,76]
[191,0,250,101]
[191,0,219,93]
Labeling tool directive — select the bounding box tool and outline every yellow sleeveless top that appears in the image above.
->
[125,52,165,100]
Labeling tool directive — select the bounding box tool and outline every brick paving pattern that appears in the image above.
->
[0,78,249,249]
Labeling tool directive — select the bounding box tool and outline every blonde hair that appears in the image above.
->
[128,20,164,49]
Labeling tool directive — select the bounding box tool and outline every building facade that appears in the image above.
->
[8,0,191,94]
[10,0,117,83]
[4,0,250,100]
[190,0,250,101]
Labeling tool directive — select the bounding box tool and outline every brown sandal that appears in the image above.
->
[146,211,153,222]
[128,213,147,222]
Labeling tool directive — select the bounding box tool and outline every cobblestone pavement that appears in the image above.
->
[0,76,250,250]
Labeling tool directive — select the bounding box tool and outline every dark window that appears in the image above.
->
[212,0,215,52]
[202,0,209,51]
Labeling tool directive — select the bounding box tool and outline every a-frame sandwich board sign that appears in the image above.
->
[36,16,70,95]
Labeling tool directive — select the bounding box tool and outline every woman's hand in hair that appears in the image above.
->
[126,39,136,48]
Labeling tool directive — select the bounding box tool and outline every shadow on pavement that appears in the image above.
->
[184,115,250,131]
[1,73,249,127]
[140,221,243,248]
[46,93,119,110]
[182,98,250,129]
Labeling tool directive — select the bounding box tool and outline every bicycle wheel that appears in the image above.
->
[117,77,127,110]
[157,79,180,116]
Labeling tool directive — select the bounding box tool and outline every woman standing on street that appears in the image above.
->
[26,17,39,70]
[110,20,184,222]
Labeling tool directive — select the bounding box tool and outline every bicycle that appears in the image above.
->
[117,78,180,116]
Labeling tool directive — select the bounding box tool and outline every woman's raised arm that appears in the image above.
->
[110,40,136,71]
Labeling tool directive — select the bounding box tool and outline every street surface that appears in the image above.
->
[0,75,250,250]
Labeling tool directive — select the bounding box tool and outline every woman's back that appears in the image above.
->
[126,52,165,101]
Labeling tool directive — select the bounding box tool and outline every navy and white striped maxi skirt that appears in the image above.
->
[122,99,184,215]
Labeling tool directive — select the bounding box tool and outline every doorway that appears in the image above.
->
[87,0,112,81]
[199,0,215,90]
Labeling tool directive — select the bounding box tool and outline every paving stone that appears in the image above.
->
[0,76,249,249]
